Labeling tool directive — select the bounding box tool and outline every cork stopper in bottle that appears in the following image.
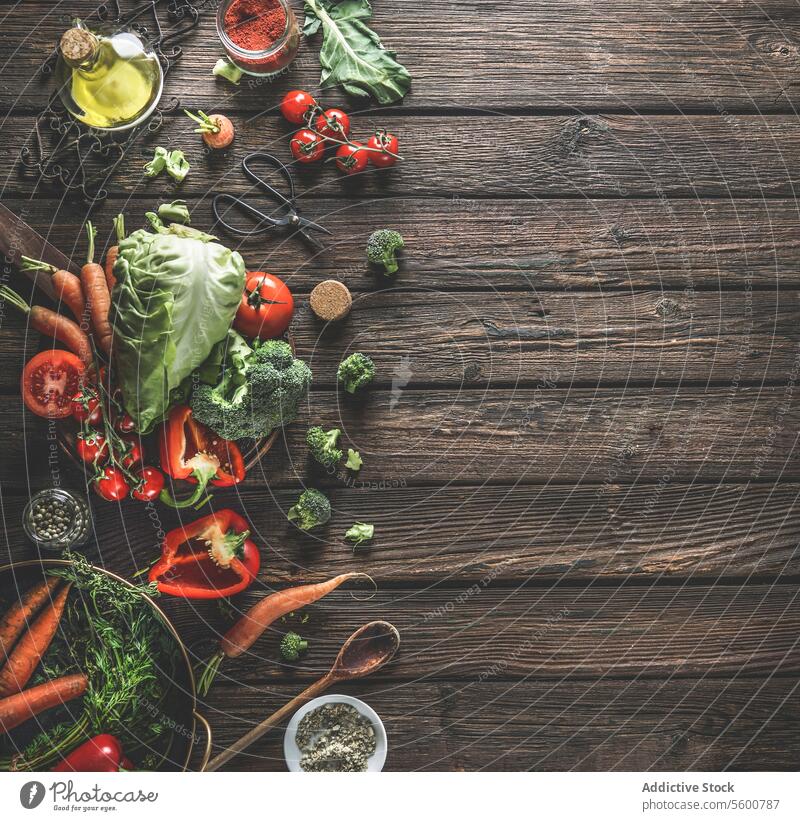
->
[309,280,352,322]
[60,27,99,67]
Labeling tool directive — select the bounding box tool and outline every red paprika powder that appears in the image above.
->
[224,0,286,52]
[218,0,300,75]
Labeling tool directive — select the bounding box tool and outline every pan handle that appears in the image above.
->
[193,710,213,772]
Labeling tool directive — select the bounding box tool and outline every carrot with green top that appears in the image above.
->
[0,673,87,735]
[81,222,113,355]
[0,583,72,698]
[185,109,234,150]
[0,578,61,667]
[104,214,124,291]
[19,256,88,326]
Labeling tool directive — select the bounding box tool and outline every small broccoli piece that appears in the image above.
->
[280,632,308,662]
[287,489,331,531]
[307,426,343,467]
[366,229,404,275]
[191,338,312,440]
[345,448,362,471]
[345,522,374,548]
[337,353,375,394]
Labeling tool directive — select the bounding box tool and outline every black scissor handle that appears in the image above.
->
[212,192,280,236]
[241,151,297,208]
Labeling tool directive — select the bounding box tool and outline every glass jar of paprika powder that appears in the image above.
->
[216,0,300,77]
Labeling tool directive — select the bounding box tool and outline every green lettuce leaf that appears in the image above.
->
[303,0,410,104]
[111,227,245,433]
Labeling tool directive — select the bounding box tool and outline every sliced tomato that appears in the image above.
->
[22,350,86,419]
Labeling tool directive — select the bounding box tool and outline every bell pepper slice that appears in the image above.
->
[149,508,260,599]
[158,405,245,509]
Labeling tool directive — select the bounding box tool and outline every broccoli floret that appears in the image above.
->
[191,338,312,440]
[280,632,308,662]
[307,426,342,467]
[366,229,404,275]
[337,353,375,394]
[287,489,331,531]
[345,448,362,471]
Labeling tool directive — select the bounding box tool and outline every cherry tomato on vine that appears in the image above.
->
[116,412,135,434]
[131,466,165,502]
[367,130,400,168]
[234,272,294,340]
[315,108,350,141]
[76,432,108,466]
[280,90,317,125]
[119,435,143,469]
[290,129,325,163]
[335,142,368,175]
[71,388,103,425]
[94,466,129,502]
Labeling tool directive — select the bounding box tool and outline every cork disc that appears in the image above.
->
[60,27,98,66]
[309,280,352,322]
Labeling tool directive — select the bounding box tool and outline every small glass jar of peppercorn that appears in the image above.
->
[22,488,93,553]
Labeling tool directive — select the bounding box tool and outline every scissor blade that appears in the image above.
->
[296,216,333,235]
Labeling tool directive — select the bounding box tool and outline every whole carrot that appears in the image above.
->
[81,222,113,355]
[20,256,88,326]
[0,578,61,667]
[0,584,72,698]
[0,673,87,735]
[104,214,124,291]
[197,573,373,695]
[0,286,92,365]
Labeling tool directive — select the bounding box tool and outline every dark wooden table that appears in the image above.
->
[1,0,799,771]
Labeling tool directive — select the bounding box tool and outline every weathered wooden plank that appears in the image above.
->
[1,285,796,392]
[197,676,800,771]
[2,1,800,111]
[2,197,798,291]
[3,113,800,198]
[4,482,799,583]
[1,384,798,486]
[161,583,800,682]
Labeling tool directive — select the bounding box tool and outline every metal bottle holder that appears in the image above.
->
[19,0,212,202]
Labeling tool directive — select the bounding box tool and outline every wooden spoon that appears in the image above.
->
[204,620,400,771]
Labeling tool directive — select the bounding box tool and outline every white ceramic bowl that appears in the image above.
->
[283,694,387,772]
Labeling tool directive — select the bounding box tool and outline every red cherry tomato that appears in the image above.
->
[70,388,102,425]
[118,435,143,468]
[314,108,350,141]
[75,432,108,466]
[116,413,135,434]
[367,130,399,168]
[280,90,317,125]
[94,466,129,502]
[22,351,85,419]
[234,272,294,340]
[290,129,325,163]
[131,466,165,502]
[335,142,368,175]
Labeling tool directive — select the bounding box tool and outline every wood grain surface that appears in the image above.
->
[0,0,798,772]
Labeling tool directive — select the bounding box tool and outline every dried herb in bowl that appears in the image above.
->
[296,702,377,772]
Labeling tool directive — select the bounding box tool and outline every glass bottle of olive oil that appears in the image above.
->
[56,24,163,130]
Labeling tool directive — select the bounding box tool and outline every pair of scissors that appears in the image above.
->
[212,152,331,250]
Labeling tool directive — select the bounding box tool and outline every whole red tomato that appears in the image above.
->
[118,435,143,469]
[131,467,165,502]
[335,142,368,175]
[76,432,108,466]
[290,129,325,163]
[315,108,350,141]
[280,90,318,125]
[367,130,399,168]
[94,466,129,502]
[234,272,294,340]
[71,388,103,426]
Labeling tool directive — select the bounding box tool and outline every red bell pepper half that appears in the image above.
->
[52,734,126,772]
[159,405,245,509]
[149,509,260,599]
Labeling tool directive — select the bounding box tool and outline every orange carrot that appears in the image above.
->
[221,573,370,659]
[104,214,124,291]
[81,222,113,355]
[0,584,72,698]
[185,109,234,149]
[20,256,88,326]
[0,286,92,365]
[0,578,61,667]
[0,673,87,735]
